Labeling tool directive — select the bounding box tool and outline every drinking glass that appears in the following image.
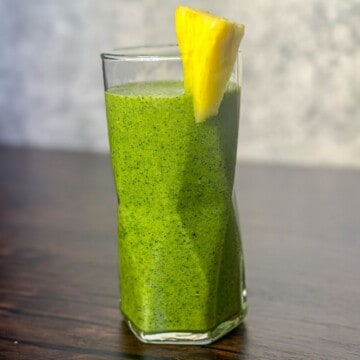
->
[101,45,247,345]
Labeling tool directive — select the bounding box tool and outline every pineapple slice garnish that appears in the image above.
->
[175,6,245,122]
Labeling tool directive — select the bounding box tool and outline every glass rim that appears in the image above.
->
[101,44,180,61]
[101,44,242,61]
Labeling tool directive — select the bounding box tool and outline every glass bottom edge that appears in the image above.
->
[125,313,246,345]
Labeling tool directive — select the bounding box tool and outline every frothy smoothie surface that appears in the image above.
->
[105,81,246,333]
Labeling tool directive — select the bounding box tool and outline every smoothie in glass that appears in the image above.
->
[105,80,247,339]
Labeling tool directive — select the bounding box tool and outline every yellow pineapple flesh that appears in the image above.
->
[175,6,245,122]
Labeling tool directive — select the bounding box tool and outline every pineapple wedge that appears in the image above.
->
[175,6,245,122]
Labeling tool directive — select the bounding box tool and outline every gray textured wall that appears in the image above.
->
[1,0,359,166]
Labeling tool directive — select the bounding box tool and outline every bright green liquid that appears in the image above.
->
[105,81,246,333]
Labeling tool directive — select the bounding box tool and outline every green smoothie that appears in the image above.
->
[105,81,246,334]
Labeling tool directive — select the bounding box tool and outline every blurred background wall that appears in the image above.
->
[0,0,359,166]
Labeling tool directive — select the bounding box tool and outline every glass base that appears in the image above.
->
[125,313,246,345]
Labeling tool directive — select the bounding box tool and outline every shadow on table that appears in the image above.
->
[117,320,248,359]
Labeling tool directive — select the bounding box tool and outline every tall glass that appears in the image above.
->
[101,45,247,345]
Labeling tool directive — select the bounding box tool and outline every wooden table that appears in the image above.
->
[0,147,359,359]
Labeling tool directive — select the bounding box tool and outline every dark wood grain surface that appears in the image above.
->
[0,147,359,359]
